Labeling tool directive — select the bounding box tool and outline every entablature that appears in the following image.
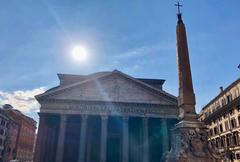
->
[39,99,179,119]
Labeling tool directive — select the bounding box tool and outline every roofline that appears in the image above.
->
[7,109,37,125]
[36,70,177,102]
[57,73,86,77]
[201,78,240,111]
[137,78,165,84]
[115,70,177,101]
[36,71,112,99]
[203,95,240,124]
[57,71,111,79]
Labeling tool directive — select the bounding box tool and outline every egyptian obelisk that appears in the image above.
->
[165,3,221,162]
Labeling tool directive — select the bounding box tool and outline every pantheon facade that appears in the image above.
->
[34,70,179,162]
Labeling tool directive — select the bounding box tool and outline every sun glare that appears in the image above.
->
[71,46,88,62]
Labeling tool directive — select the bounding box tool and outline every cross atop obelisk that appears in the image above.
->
[174,2,182,15]
[175,2,183,20]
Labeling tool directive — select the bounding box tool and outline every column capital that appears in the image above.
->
[81,114,88,121]
[143,117,149,123]
[123,116,129,122]
[101,115,108,121]
[161,118,167,123]
[60,114,67,122]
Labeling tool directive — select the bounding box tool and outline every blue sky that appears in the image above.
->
[0,0,239,120]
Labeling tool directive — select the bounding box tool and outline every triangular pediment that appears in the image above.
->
[37,71,177,105]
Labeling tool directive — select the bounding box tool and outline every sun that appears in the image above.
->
[71,46,88,62]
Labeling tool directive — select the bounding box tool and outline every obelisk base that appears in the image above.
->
[165,120,222,162]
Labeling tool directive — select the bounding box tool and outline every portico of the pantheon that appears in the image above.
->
[34,70,179,162]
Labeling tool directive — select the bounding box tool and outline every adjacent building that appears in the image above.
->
[199,78,240,161]
[0,105,19,162]
[0,109,10,162]
[34,70,179,162]
[4,117,19,162]
[2,104,37,162]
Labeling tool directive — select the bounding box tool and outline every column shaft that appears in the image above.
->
[122,116,129,162]
[55,115,67,162]
[100,116,108,162]
[44,126,51,162]
[161,118,169,154]
[78,115,88,162]
[48,125,55,162]
[143,117,149,162]
[34,116,46,162]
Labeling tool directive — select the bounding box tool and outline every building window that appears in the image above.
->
[215,139,219,148]
[225,121,229,131]
[231,118,237,128]
[216,138,221,148]
[0,120,5,126]
[212,140,216,148]
[219,124,223,133]
[232,132,238,146]
[236,153,240,159]
[221,137,225,147]
[218,117,222,122]
[236,88,240,97]
[223,113,227,118]
[213,119,216,124]
[238,116,240,126]
[0,129,4,136]
[221,98,226,106]
[205,112,209,117]
[214,127,219,135]
[210,129,213,136]
[226,135,230,146]
[227,94,232,103]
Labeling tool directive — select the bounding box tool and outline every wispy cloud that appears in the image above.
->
[113,42,174,60]
[0,87,46,113]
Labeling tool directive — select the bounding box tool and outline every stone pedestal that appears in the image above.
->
[165,120,222,162]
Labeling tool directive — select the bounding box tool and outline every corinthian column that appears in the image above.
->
[161,118,169,154]
[100,115,108,162]
[55,115,67,162]
[34,114,46,162]
[143,117,149,162]
[78,115,88,162]
[122,116,129,162]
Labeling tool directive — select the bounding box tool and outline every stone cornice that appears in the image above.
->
[39,99,179,119]
[203,96,240,124]
[202,78,240,111]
